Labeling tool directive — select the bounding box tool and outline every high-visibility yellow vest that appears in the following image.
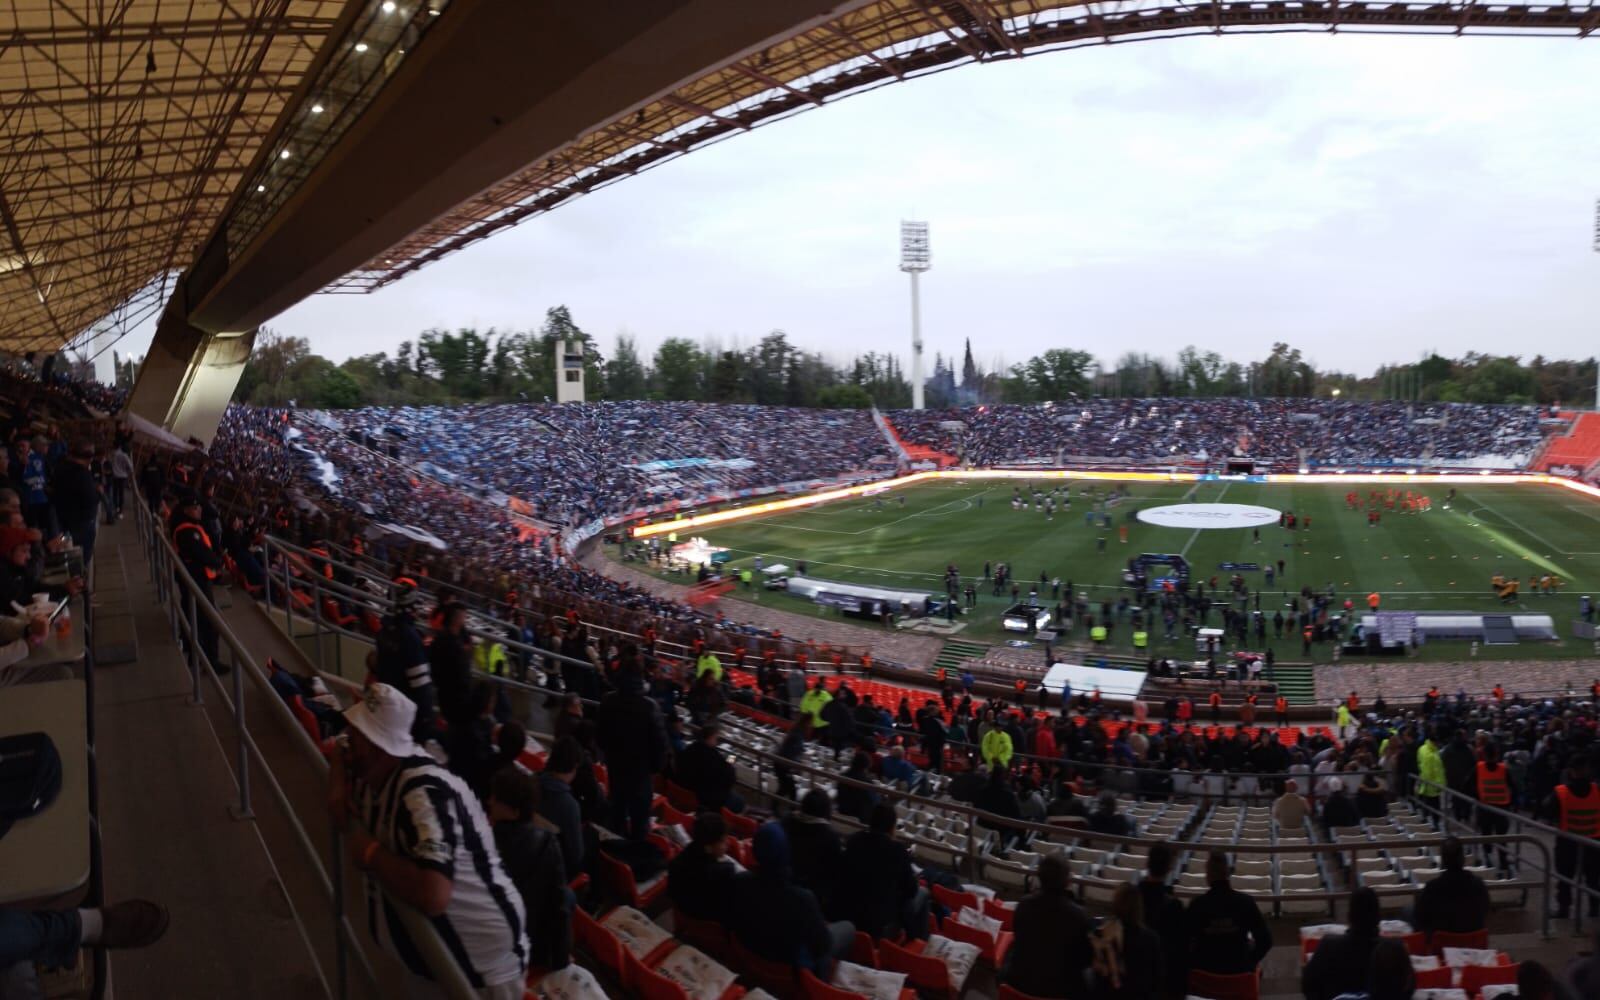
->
[473,641,507,676]
[1132,630,1148,648]
[800,688,831,727]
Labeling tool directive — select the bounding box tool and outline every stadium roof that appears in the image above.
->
[333,0,1598,294]
[0,0,349,354]
[3,0,1594,353]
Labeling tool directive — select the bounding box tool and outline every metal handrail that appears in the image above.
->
[255,533,1414,802]
[1425,783,1600,933]
[715,719,1554,933]
[257,566,1556,941]
[133,493,479,1000]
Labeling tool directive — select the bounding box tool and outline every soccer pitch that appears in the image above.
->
[630,479,1600,659]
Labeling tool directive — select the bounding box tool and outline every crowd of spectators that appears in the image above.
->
[321,402,890,526]
[888,399,1547,468]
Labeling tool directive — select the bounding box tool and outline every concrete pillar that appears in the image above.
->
[126,290,256,447]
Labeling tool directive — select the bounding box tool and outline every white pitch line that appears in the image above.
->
[1467,495,1569,557]
[1178,482,1231,558]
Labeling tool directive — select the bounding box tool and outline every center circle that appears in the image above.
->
[1136,502,1282,529]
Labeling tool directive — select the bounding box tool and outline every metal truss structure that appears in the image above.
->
[3,0,1595,353]
[331,0,1599,292]
[0,0,346,353]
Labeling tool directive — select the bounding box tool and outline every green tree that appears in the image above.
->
[652,338,705,400]
[312,367,363,408]
[606,334,648,399]
[1019,348,1094,401]
[236,327,310,403]
[816,383,873,409]
[707,351,748,402]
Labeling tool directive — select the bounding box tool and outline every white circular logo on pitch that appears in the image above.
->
[1137,503,1281,529]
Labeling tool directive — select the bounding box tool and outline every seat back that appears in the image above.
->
[1431,928,1489,953]
[846,931,879,968]
[630,951,697,1000]
[665,779,700,811]
[730,937,799,999]
[659,801,694,828]
[1187,968,1261,1000]
[879,939,952,997]
[929,883,980,914]
[981,897,1015,931]
[937,916,994,957]
[1460,962,1519,993]
[722,806,759,838]
[998,986,1053,1000]
[800,969,867,1000]
[1412,966,1454,990]
[573,907,625,980]
[598,851,642,907]
[672,908,728,958]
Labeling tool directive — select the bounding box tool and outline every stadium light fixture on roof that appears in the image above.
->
[355,42,369,53]
[280,149,291,159]
[311,103,325,114]
[382,1,397,11]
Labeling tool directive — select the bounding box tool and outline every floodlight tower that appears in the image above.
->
[900,221,931,410]
[1594,199,1600,409]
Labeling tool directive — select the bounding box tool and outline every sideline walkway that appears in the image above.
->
[587,549,945,665]
[91,515,326,998]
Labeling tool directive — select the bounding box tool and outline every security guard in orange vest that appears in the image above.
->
[173,492,224,672]
[1208,689,1222,726]
[1274,695,1289,728]
[1475,744,1513,872]
[1544,755,1600,918]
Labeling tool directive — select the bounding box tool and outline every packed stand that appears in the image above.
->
[888,399,1547,468]
[318,402,891,526]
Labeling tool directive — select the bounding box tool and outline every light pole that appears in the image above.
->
[900,221,930,410]
[1593,199,1600,409]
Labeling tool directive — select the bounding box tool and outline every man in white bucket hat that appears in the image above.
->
[330,683,527,998]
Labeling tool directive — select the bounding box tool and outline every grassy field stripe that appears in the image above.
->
[1467,493,1568,558]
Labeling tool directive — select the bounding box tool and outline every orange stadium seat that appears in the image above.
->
[1432,929,1490,954]
[1459,961,1519,995]
[999,986,1055,1000]
[1187,968,1261,1000]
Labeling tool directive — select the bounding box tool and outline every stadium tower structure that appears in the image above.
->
[900,220,931,411]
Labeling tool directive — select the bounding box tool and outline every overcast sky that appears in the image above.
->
[118,32,1600,377]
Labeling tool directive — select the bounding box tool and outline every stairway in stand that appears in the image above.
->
[934,638,988,675]
[1273,664,1316,704]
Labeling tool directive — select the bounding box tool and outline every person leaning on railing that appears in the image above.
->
[329,683,529,999]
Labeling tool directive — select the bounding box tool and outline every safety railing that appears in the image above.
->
[250,533,1415,803]
[241,550,1558,944]
[232,518,1573,948]
[719,722,1555,935]
[1424,783,1600,934]
[132,493,479,1000]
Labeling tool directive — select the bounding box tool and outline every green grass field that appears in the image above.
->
[618,479,1600,661]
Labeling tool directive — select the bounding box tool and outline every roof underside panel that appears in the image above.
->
[0,0,344,353]
[333,0,1598,293]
